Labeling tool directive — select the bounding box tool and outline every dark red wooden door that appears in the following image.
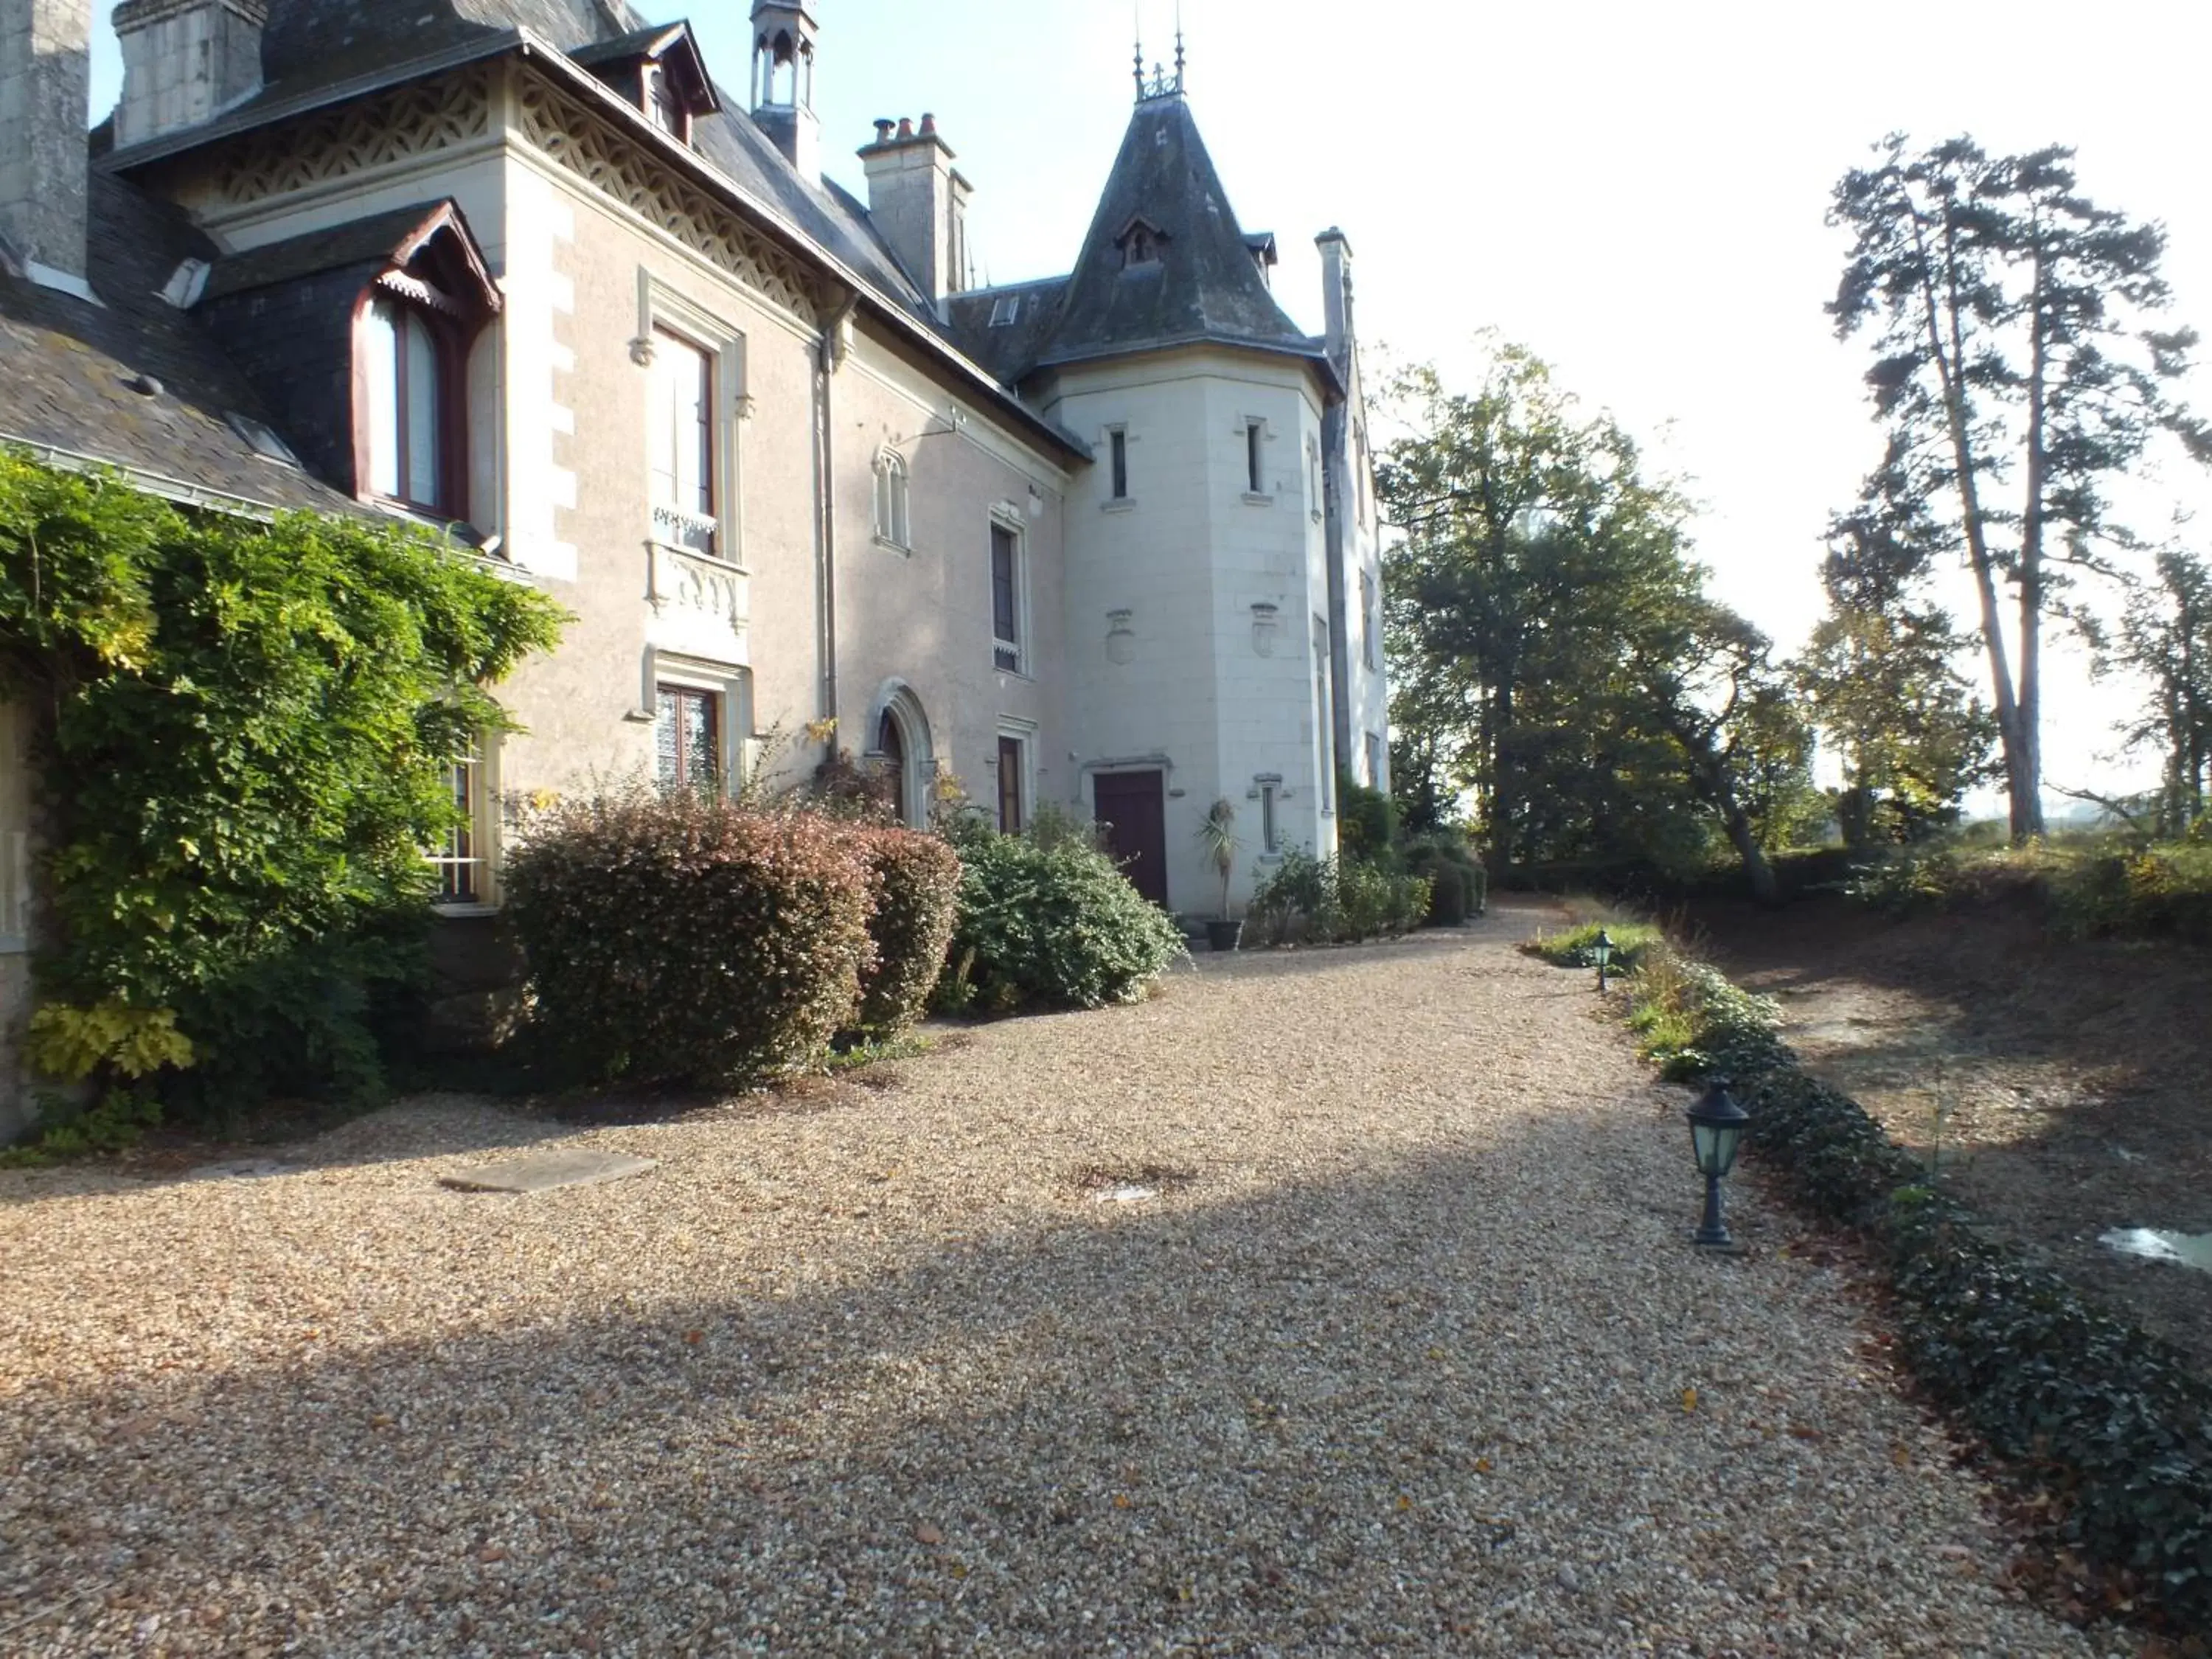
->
[1093,770,1169,908]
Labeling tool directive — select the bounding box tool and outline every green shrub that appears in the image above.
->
[1249,851,1429,946]
[1422,860,1470,925]
[1336,771,1399,866]
[1530,932,2212,1631]
[936,831,1184,1013]
[1405,835,1487,924]
[0,449,563,1146]
[851,827,961,1037]
[504,791,874,1087]
[1248,849,1338,945]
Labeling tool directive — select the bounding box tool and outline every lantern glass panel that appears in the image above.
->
[1691,1118,1743,1178]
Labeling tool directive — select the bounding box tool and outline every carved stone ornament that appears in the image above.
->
[629,335,657,367]
[213,70,490,206]
[1250,602,1279,657]
[1105,608,1135,666]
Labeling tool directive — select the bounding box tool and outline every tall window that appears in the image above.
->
[656,684,720,792]
[364,295,445,511]
[997,735,1026,833]
[649,327,717,556]
[1366,732,1384,788]
[991,522,1022,672]
[1245,420,1265,495]
[1259,779,1280,854]
[430,744,487,905]
[874,449,911,548]
[1361,570,1380,670]
[1108,428,1130,501]
[1314,616,1335,813]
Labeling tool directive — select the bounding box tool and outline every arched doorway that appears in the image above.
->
[868,681,933,829]
[877,706,908,826]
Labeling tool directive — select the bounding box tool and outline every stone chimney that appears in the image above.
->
[1316,228,1355,369]
[0,0,91,292]
[113,0,268,151]
[749,0,820,180]
[860,114,972,319]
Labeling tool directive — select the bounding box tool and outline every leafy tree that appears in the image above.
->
[1795,509,1998,846]
[2111,549,2212,833]
[1380,346,1814,898]
[1829,136,2210,844]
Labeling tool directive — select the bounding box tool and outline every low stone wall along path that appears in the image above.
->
[0,902,2109,1655]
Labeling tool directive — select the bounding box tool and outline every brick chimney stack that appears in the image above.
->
[113,0,268,151]
[0,0,91,294]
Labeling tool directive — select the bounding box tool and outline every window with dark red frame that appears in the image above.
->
[364,294,451,512]
[997,735,1025,833]
[656,684,720,792]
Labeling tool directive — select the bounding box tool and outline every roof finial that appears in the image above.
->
[1133,4,1145,100]
[1175,1,1186,88]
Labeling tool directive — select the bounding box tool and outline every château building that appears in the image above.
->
[0,0,1388,1115]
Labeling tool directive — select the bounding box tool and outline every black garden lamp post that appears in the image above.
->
[1686,1080,1751,1248]
[1593,929,1617,992]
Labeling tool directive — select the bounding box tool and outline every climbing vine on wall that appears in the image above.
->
[0,449,565,1136]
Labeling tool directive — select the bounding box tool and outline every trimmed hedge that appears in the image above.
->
[1604,944,2212,1631]
[852,827,961,1037]
[504,793,874,1088]
[936,831,1186,1013]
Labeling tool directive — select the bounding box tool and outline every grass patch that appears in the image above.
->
[1522,911,1667,973]
[820,1031,933,1074]
[1848,828,2212,946]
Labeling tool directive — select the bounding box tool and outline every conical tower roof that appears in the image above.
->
[1021,91,1328,375]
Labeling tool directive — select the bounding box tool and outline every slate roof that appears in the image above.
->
[947,92,1332,387]
[202,201,468,302]
[260,0,654,94]
[0,171,359,515]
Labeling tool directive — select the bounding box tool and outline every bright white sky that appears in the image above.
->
[88,1,2212,802]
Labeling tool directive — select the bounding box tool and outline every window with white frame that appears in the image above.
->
[429,733,496,909]
[1108,427,1130,501]
[648,325,717,557]
[1244,418,1266,496]
[874,448,911,548]
[1366,731,1384,788]
[990,518,1026,674]
[1258,776,1281,855]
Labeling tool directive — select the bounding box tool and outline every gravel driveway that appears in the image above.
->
[0,902,2110,1656]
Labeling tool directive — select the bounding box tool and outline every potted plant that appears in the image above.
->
[1196,797,1244,952]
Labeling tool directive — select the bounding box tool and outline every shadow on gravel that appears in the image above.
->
[0,1097,1978,1659]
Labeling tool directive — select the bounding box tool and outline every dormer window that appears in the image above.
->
[1116,218,1167,271]
[344,201,503,521]
[364,293,451,512]
[643,63,690,143]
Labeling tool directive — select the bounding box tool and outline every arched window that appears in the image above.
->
[871,684,933,829]
[364,294,448,512]
[874,448,911,549]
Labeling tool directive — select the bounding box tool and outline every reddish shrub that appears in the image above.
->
[503,791,873,1087]
[851,828,962,1036]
